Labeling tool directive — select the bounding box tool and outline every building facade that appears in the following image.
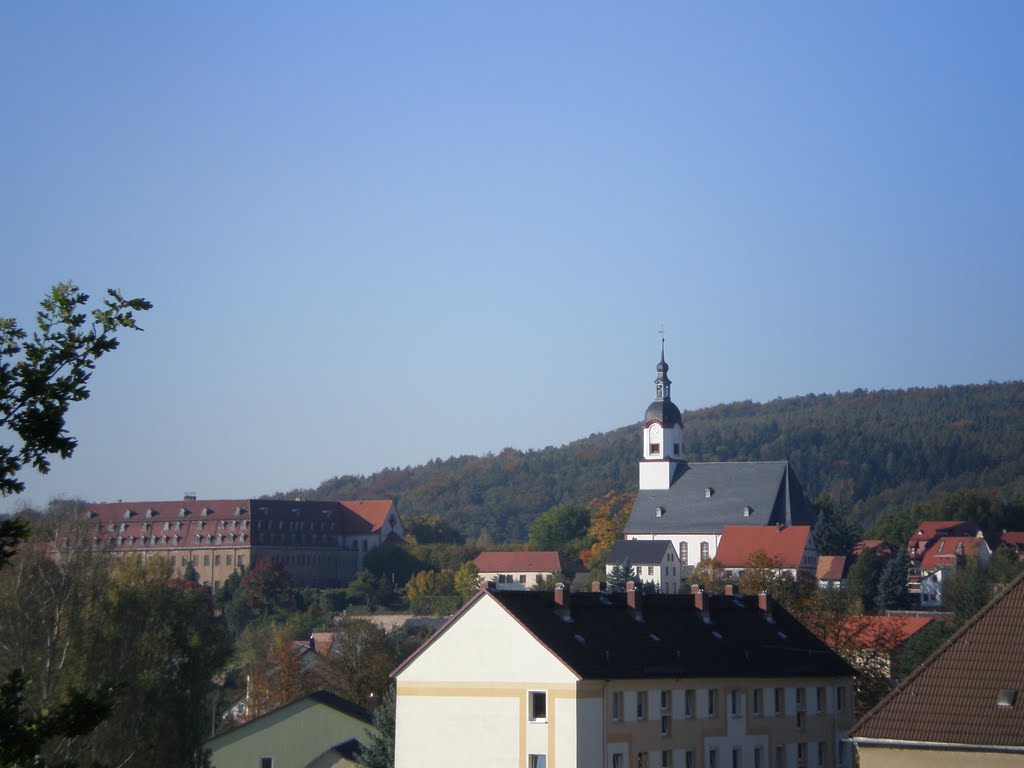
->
[65,497,403,588]
[605,539,683,594]
[474,551,573,591]
[394,586,855,768]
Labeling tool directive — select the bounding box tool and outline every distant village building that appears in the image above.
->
[394,586,856,768]
[714,524,818,581]
[907,520,992,607]
[625,346,818,565]
[473,551,573,590]
[850,572,1024,766]
[605,539,682,593]
[66,497,403,588]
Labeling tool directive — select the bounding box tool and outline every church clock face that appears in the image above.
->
[649,424,662,441]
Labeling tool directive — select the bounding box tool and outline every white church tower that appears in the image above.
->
[639,342,684,490]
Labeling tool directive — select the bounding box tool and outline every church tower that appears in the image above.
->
[639,342,684,490]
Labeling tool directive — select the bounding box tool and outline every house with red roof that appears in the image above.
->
[714,524,818,580]
[474,551,573,590]
[905,520,992,608]
[816,555,850,588]
[835,615,939,679]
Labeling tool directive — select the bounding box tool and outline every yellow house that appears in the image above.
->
[394,585,855,768]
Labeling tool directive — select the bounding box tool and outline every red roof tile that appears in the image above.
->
[851,572,1024,748]
[816,555,848,581]
[473,551,565,573]
[837,615,937,652]
[341,500,396,533]
[714,525,813,568]
[852,539,894,558]
[919,536,989,570]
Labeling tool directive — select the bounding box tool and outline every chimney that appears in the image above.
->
[309,635,316,651]
[724,584,734,597]
[485,579,496,591]
[592,581,604,593]
[694,588,706,613]
[554,584,571,609]
[758,591,772,619]
[627,585,642,612]
[626,580,636,593]
[690,584,701,594]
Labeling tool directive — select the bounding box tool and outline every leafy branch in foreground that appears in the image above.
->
[0,281,152,495]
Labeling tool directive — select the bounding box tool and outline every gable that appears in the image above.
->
[396,592,578,685]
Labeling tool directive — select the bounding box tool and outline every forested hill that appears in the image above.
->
[280,382,1024,543]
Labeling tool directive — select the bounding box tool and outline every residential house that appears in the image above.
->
[624,346,817,567]
[394,585,856,768]
[474,551,572,590]
[605,539,683,594]
[207,690,374,768]
[62,497,404,588]
[906,521,991,607]
[850,572,1024,767]
[816,555,849,589]
[714,524,818,581]
[834,615,939,679]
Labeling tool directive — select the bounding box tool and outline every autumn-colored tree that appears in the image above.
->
[581,491,635,569]
[687,558,728,593]
[737,551,794,598]
[240,557,294,618]
[323,620,395,707]
[246,626,308,718]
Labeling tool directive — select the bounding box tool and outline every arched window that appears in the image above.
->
[679,542,688,565]
[700,541,710,561]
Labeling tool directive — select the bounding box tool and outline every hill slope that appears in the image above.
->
[279,382,1024,542]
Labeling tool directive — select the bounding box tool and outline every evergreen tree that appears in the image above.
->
[846,547,886,613]
[875,548,911,612]
[358,683,395,768]
[606,559,636,593]
[812,495,860,556]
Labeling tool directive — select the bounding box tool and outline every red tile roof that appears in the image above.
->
[909,520,981,544]
[837,615,937,652]
[852,539,894,558]
[341,500,396,533]
[473,551,566,573]
[714,525,813,568]
[851,572,1024,748]
[919,536,989,570]
[998,531,1024,552]
[816,555,848,581]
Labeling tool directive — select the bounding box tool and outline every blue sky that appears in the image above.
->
[2,3,1022,513]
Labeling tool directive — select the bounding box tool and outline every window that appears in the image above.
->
[648,566,654,575]
[753,746,763,768]
[528,756,547,768]
[680,542,688,565]
[730,689,740,717]
[684,689,695,717]
[709,748,719,768]
[650,442,661,455]
[613,755,625,768]
[816,686,825,713]
[817,742,825,767]
[612,691,623,721]
[836,685,846,713]
[700,542,710,560]
[529,691,547,721]
[661,689,672,711]
[797,743,806,763]
[203,555,210,566]
[638,752,649,768]
[637,691,648,720]
[260,758,273,768]
[753,688,762,716]
[661,714,671,736]
[796,711,805,729]
[707,689,717,718]
[661,750,673,768]
[215,555,221,566]
[795,687,804,708]
[774,687,784,715]
[776,746,786,768]
[732,748,741,768]
[226,555,232,565]
[237,555,245,566]
[685,751,695,768]
[519,574,527,583]
[837,740,848,766]
[181,556,187,566]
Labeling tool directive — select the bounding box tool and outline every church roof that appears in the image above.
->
[626,461,817,536]
[644,399,682,427]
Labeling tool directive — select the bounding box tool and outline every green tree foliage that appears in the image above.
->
[812,494,861,555]
[358,683,395,768]
[942,557,991,626]
[737,552,794,599]
[893,620,955,680]
[404,515,464,545]
[345,570,395,611]
[989,547,1024,586]
[0,282,151,496]
[453,561,481,602]
[846,547,886,613]
[875,548,911,612]
[527,501,591,561]
[606,559,636,593]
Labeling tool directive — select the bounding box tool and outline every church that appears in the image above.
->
[624,345,818,570]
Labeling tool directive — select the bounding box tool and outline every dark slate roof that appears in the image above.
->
[850,571,1024,748]
[644,399,682,427]
[626,461,817,536]
[488,590,853,680]
[607,539,675,565]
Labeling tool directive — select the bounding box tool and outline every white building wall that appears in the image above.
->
[627,533,724,566]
